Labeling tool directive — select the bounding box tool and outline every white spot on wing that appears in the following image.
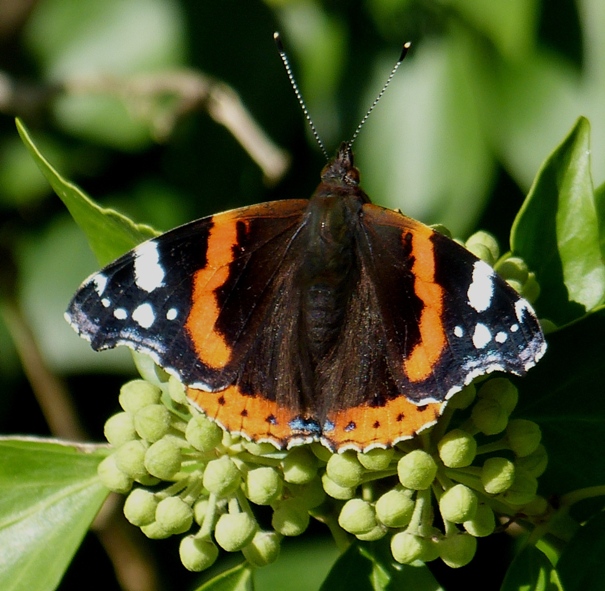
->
[114,308,128,320]
[467,260,494,312]
[101,298,111,308]
[515,299,530,322]
[454,326,464,338]
[134,241,165,293]
[93,274,107,296]
[495,331,508,343]
[472,323,492,349]
[132,303,155,328]
[166,308,178,320]
[511,323,519,333]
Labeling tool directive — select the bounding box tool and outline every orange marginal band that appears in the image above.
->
[186,385,298,447]
[327,397,443,450]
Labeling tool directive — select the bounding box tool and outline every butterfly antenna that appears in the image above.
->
[274,32,329,161]
[348,41,411,149]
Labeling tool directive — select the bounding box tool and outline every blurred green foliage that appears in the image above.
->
[1,1,604,590]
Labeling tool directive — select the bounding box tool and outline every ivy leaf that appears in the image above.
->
[515,308,605,494]
[319,541,443,591]
[16,118,158,266]
[511,117,605,326]
[0,438,109,591]
[558,511,605,591]
[500,544,562,591]
[195,562,253,591]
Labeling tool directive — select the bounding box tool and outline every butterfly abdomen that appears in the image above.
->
[298,193,364,363]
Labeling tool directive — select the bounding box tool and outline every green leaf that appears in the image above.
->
[557,511,605,591]
[319,541,443,591]
[594,180,605,262]
[511,117,605,326]
[0,438,109,591]
[515,308,605,495]
[195,562,253,591]
[16,118,158,266]
[500,544,562,591]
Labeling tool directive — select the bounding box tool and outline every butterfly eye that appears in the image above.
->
[345,168,360,185]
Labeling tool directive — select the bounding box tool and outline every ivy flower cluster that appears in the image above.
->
[97,231,548,572]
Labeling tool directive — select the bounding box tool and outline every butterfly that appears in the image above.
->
[65,139,546,452]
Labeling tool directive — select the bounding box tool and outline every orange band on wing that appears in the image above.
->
[404,226,446,382]
[326,397,442,451]
[185,216,246,370]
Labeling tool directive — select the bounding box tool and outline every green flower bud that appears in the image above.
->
[465,231,500,265]
[498,468,538,506]
[521,272,540,303]
[438,429,477,468]
[245,466,283,505]
[338,499,377,535]
[310,443,333,463]
[356,524,388,542]
[515,444,548,477]
[186,414,223,452]
[432,224,452,239]
[375,488,414,528]
[179,536,219,572]
[438,533,477,568]
[287,479,326,509]
[481,457,515,494]
[272,498,310,536]
[471,398,509,435]
[242,531,281,567]
[321,474,355,500]
[203,456,242,497]
[506,279,524,295]
[140,520,171,539]
[463,503,495,537]
[134,404,172,442]
[281,447,317,484]
[391,532,431,565]
[119,380,161,414]
[155,496,193,534]
[144,437,182,480]
[123,488,158,526]
[439,484,478,523]
[397,450,437,490]
[135,474,161,486]
[506,419,541,457]
[497,256,528,285]
[98,454,134,494]
[326,452,364,488]
[168,376,188,405]
[242,440,279,456]
[214,512,257,551]
[478,378,518,414]
[104,412,137,446]
[357,447,394,471]
[115,439,149,481]
[193,498,210,526]
[447,383,476,410]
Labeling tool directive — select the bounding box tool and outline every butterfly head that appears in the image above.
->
[320,142,360,187]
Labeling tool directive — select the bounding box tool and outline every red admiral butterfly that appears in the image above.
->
[66,39,546,452]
